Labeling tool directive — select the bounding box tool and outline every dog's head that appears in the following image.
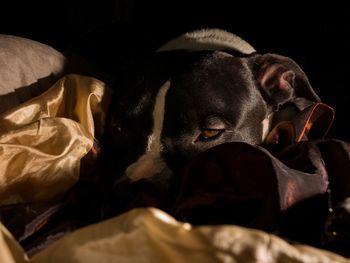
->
[105,29,320,187]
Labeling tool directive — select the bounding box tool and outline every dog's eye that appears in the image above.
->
[201,129,220,138]
[109,114,128,144]
[199,129,224,140]
[197,115,227,142]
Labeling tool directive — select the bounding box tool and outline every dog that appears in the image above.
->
[103,28,321,205]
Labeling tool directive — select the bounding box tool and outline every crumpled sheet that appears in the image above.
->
[1,207,348,263]
[0,74,111,205]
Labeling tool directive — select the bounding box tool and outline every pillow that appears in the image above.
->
[0,35,67,113]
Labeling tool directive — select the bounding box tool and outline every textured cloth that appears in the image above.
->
[0,74,111,205]
[157,28,256,54]
[0,35,67,114]
[1,207,349,263]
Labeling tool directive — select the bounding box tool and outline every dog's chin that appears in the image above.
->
[108,158,176,216]
[124,152,171,181]
[120,151,175,195]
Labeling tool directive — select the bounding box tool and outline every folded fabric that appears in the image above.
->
[120,139,350,255]
[0,222,28,263]
[0,74,111,205]
[1,207,348,263]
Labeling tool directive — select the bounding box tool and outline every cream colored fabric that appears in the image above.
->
[0,34,67,114]
[0,74,111,205]
[1,208,348,263]
[157,28,256,54]
[0,223,28,263]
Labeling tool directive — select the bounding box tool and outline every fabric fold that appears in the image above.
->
[0,74,111,205]
[5,207,344,263]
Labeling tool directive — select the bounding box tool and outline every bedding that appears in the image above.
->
[1,34,350,263]
[0,74,111,205]
[0,35,66,114]
[1,207,349,263]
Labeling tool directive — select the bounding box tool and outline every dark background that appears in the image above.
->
[1,1,350,140]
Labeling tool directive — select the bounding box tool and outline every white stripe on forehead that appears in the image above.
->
[125,80,171,182]
[262,112,274,142]
[147,80,170,152]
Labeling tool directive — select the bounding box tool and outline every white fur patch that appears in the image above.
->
[157,28,256,54]
[126,81,170,182]
[262,112,274,142]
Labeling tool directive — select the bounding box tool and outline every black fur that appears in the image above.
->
[103,49,319,198]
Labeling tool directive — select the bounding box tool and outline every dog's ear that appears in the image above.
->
[250,53,320,111]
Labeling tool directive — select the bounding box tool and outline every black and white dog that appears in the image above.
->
[104,29,320,198]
